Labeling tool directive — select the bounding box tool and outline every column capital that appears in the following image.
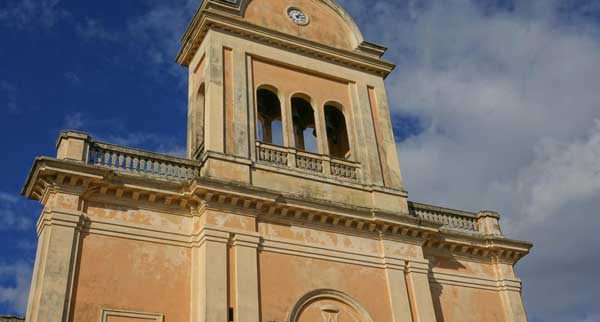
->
[231,233,261,248]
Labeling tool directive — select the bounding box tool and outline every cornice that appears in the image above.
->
[23,157,532,264]
[176,9,396,78]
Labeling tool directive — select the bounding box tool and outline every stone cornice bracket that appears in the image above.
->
[424,234,532,265]
[175,8,395,78]
[22,157,198,212]
[191,180,442,243]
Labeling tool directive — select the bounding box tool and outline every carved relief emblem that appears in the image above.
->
[320,305,340,322]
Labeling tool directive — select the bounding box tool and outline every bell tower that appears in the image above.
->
[178,0,408,214]
[21,1,532,322]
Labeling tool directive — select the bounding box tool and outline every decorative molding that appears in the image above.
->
[176,11,395,78]
[23,155,532,265]
[101,308,164,322]
[288,289,375,322]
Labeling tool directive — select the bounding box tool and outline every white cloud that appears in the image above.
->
[0,262,32,315]
[0,0,70,30]
[0,80,18,113]
[0,193,31,231]
[0,192,18,204]
[125,0,196,82]
[75,18,117,42]
[64,112,85,130]
[64,72,81,85]
[338,0,600,321]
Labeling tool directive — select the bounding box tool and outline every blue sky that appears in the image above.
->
[2,0,600,321]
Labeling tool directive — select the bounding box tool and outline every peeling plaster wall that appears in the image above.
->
[69,234,191,322]
[258,251,392,322]
[431,284,507,322]
[85,201,192,235]
[259,221,380,255]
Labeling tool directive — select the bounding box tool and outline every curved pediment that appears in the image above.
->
[241,0,364,51]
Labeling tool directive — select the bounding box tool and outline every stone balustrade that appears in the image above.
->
[57,132,484,235]
[88,141,201,181]
[409,202,479,233]
[256,141,361,181]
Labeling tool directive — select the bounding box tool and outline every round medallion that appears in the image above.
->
[288,8,309,25]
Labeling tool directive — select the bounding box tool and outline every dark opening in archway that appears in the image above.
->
[291,96,318,153]
[257,88,283,146]
[325,104,350,159]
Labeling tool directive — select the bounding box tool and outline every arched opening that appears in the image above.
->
[292,96,318,153]
[257,87,283,146]
[324,103,350,159]
[288,289,375,322]
[191,83,206,159]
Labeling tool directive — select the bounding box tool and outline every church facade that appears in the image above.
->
[21,1,532,322]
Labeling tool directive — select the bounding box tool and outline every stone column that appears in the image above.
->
[191,227,230,322]
[232,234,261,322]
[314,99,329,156]
[25,208,84,322]
[406,261,438,322]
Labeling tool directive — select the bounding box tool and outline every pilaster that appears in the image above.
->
[353,83,384,186]
[371,80,404,190]
[205,33,226,153]
[232,49,250,158]
[25,209,85,322]
[406,261,437,322]
[494,260,529,322]
[232,233,261,322]
[382,257,415,322]
[191,227,230,322]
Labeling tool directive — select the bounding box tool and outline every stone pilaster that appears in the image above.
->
[495,260,529,322]
[232,233,261,322]
[382,257,415,322]
[25,209,85,322]
[204,33,225,154]
[406,261,438,322]
[191,227,230,322]
[232,49,250,159]
[352,83,384,186]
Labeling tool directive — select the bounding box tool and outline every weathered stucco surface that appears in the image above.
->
[431,283,508,322]
[244,0,354,50]
[69,234,190,322]
[258,251,392,322]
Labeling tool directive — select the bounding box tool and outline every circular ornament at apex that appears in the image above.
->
[287,7,310,26]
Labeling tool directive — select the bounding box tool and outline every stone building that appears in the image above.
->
[21,0,532,322]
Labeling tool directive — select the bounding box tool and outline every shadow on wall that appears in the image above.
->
[428,254,467,322]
